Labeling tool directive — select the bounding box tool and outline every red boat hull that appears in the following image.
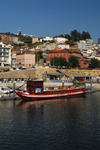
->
[15,89,88,100]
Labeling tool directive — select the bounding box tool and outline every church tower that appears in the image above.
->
[19,26,21,36]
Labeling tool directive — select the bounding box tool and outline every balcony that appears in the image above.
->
[0,54,9,57]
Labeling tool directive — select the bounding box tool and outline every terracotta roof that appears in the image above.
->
[58,43,69,45]
[28,47,33,49]
[47,50,63,53]
[46,48,81,54]
[34,49,39,52]
[80,64,88,68]
[44,56,48,58]
[68,49,81,54]
[53,48,63,51]
[47,57,52,61]
[34,49,43,52]
[12,50,21,54]
[21,45,28,48]
[17,51,34,55]
[11,48,20,51]
[11,47,21,51]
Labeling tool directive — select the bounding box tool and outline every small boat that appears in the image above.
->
[15,80,88,101]
[0,87,13,94]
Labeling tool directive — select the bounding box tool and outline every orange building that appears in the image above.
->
[46,48,83,61]
[46,48,89,68]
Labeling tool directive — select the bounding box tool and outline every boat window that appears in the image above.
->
[35,88,41,93]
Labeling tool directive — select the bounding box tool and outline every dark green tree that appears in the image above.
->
[69,55,79,68]
[81,31,91,40]
[65,40,75,46]
[18,35,32,44]
[89,58,99,68]
[37,51,43,59]
[63,29,91,42]
[70,30,80,41]
[58,34,64,37]
[59,57,68,67]
[65,34,71,41]
[50,57,59,66]
[50,57,68,68]
[35,51,43,64]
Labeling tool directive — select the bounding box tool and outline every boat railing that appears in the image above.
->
[46,85,85,91]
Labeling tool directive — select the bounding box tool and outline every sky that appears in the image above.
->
[0,0,100,43]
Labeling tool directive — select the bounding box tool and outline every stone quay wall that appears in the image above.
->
[0,68,100,79]
[0,68,57,79]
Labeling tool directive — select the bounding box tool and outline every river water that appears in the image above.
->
[0,92,100,150]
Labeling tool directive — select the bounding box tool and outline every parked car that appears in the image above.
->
[18,67,22,70]
[31,66,35,68]
[45,66,49,68]
[28,67,32,69]
[9,68,14,71]
[38,66,43,68]
[13,67,16,70]
[21,66,27,70]
[9,68,19,71]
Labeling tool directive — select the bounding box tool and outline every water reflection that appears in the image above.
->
[17,97,86,109]
[1,93,100,150]
[16,97,87,120]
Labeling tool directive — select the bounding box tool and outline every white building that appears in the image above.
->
[87,49,93,54]
[78,40,86,49]
[78,39,93,50]
[0,42,11,67]
[54,37,68,43]
[40,36,53,42]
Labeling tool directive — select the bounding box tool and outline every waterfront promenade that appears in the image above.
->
[0,81,100,90]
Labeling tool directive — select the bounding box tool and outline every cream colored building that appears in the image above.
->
[95,54,100,61]
[12,37,18,43]
[54,37,68,43]
[56,43,70,49]
[32,36,39,43]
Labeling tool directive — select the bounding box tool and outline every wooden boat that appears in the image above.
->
[15,80,88,100]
